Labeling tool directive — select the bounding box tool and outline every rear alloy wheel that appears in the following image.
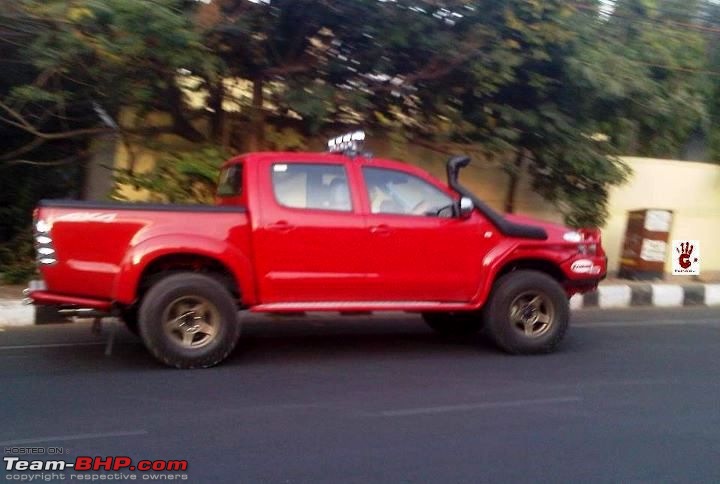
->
[422,312,484,338]
[485,270,569,354]
[138,273,241,369]
[162,295,220,349]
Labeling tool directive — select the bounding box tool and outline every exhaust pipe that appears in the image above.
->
[58,308,110,318]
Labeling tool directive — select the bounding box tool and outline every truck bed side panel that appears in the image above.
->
[36,202,250,303]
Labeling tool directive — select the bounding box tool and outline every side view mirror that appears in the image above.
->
[457,196,474,219]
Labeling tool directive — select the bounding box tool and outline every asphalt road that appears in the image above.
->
[1,307,719,483]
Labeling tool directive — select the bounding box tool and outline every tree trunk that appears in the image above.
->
[249,77,265,151]
[167,80,205,143]
[504,150,525,213]
[208,77,225,144]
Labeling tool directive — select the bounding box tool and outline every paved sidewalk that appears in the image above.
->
[1,281,719,327]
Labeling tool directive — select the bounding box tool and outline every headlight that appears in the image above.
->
[563,231,582,243]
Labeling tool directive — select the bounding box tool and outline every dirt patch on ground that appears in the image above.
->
[0,285,25,299]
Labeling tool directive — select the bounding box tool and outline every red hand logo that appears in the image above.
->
[677,242,694,269]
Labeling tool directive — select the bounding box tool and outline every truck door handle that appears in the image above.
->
[267,221,295,233]
[369,224,391,236]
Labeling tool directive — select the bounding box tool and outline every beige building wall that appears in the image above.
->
[111,110,206,201]
[601,158,720,279]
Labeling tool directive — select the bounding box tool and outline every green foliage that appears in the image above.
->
[111,145,229,204]
[699,1,720,162]
[415,1,632,226]
[0,162,81,282]
[3,0,719,234]
[573,0,708,158]
[16,0,214,110]
[2,0,215,157]
[264,126,307,151]
[0,0,216,250]
[0,227,37,284]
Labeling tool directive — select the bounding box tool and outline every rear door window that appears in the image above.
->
[271,163,351,212]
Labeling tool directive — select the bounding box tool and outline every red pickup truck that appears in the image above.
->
[27,137,606,368]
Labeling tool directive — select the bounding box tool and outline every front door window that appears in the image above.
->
[363,167,454,217]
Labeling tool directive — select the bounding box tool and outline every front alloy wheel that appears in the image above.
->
[508,291,555,338]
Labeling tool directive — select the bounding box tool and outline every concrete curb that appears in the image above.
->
[570,283,720,310]
[1,284,719,327]
[0,300,34,327]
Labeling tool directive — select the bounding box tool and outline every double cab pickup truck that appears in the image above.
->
[27,133,606,368]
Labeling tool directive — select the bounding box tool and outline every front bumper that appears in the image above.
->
[22,279,47,305]
[560,255,607,295]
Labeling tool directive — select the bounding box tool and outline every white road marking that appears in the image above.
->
[0,342,106,350]
[374,396,581,417]
[118,395,321,412]
[0,430,148,446]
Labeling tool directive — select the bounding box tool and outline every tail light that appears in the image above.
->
[34,217,57,265]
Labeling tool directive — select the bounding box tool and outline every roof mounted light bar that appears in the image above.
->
[327,130,366,154]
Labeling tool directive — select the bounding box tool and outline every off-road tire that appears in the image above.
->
[138,272,241,369]
[484,270,569,354]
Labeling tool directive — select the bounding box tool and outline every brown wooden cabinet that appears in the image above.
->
[618,209,673,280]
